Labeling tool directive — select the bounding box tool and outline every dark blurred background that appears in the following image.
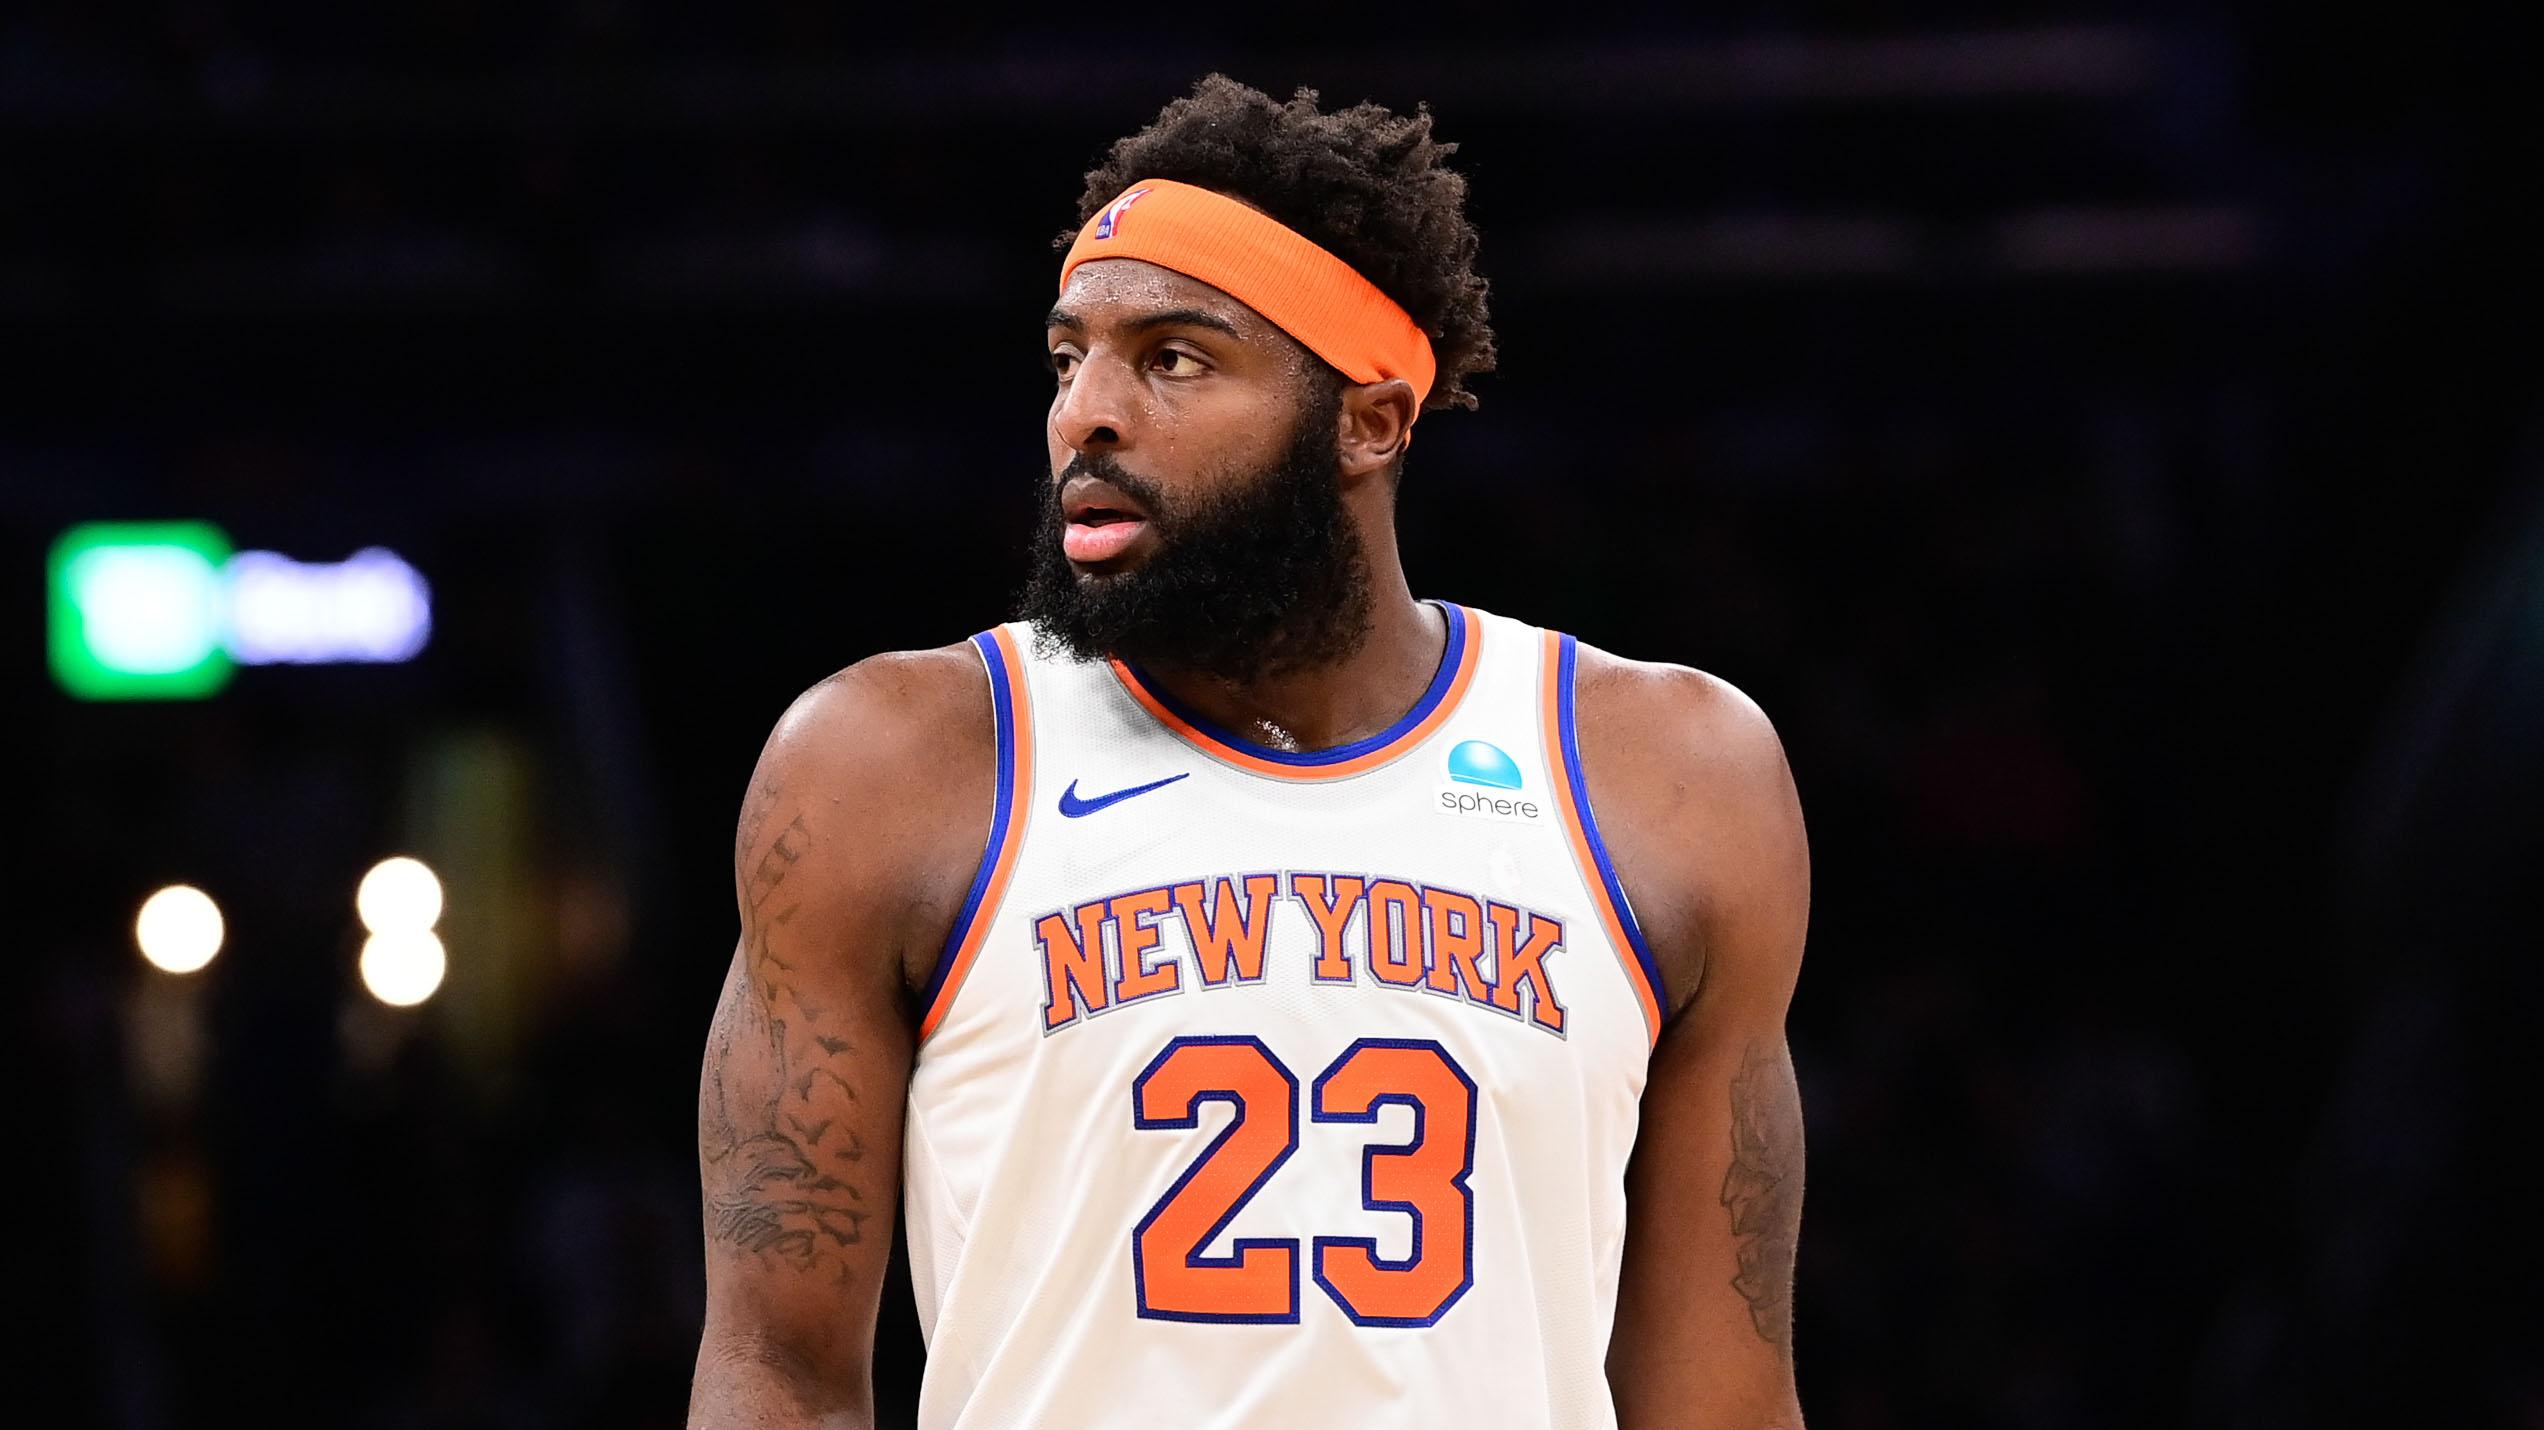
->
[12,5,2538,1427]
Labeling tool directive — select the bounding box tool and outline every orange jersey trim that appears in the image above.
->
[919,625,1035,1042]
[1539,629,1664,1046]
[1107,604,1481,783]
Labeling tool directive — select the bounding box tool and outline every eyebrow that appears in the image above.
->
[1044,305,1243,340]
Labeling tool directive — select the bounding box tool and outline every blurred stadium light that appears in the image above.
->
[359,928,448,1007]
[47,523,432,699]
[357,857,448,1007]
[134,885,224,975]
[49,523,235,701]
[356,856,446,937]
[222,548,433,665]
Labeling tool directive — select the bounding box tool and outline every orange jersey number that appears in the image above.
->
[1132,1035,1478,1327]
[1311,1039,1478,1326]
[1131,1036,1302,1323]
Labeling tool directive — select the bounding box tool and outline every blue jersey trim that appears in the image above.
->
[1117,601,1471,767]
[919,629,1019,1015]
[1555,633,1666,1017]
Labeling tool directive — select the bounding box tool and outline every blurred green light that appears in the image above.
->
[48,522,237,700]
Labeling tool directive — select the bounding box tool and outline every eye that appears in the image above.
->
[1047,348,1080,380]
[1153,347,1207,376]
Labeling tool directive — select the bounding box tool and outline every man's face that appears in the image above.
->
[1021,259,1369,681]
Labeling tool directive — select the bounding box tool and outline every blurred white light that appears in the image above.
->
[356,856,444,934]
[223,547,432,665]
[359,929,447,1006]
[136,885,224,974]
[76,546,227,674]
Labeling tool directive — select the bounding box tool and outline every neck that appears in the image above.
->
[1134,547,1441,753]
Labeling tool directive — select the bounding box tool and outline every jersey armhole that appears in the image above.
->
[916,626,1034,1042]
[1538,629,1667,1047]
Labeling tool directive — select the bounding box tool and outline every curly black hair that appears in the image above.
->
[1066,74,1496,414]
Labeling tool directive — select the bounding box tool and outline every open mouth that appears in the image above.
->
[1061,475,1153,565]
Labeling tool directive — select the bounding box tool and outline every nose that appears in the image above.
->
[1050,350,1132,457]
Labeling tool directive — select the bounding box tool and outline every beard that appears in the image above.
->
[1017,388,1373,684]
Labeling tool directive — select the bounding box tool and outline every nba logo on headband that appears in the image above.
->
[1092,186,1152,240]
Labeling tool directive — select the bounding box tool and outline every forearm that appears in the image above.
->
[689,931,902,1430]
[688,1325,870,1430]
[1609,1034,1808,1428]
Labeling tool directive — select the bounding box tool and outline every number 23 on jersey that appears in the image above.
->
[1131,1035,1479,1328]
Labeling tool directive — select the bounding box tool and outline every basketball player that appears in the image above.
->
[690,77,1809,1429]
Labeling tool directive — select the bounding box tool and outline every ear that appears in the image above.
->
[1336,378,1419,486]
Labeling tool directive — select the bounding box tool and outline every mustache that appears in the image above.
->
[1053,452,1171,522]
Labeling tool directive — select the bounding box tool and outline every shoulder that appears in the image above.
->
[759,642,993,776]
[1569,642,1792,803]
[1565,639,1809,1018]
[748,642,995,829]
[739,640,999,992]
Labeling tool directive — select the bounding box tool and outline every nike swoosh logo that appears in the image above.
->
[1058,773,1190,818]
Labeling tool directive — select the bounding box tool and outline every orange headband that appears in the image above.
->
[1059,178,1438,409]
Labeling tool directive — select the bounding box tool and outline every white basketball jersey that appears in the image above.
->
[903,602,1666,1430]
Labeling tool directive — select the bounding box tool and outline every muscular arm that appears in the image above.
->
[1580,652,1811,1429]
[689,648,990,1430]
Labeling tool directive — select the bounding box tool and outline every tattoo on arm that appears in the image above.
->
[1718,1040,1805,1359]
[745,813,811,930]
[700,780,873,1283]
[735,774,783,883]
